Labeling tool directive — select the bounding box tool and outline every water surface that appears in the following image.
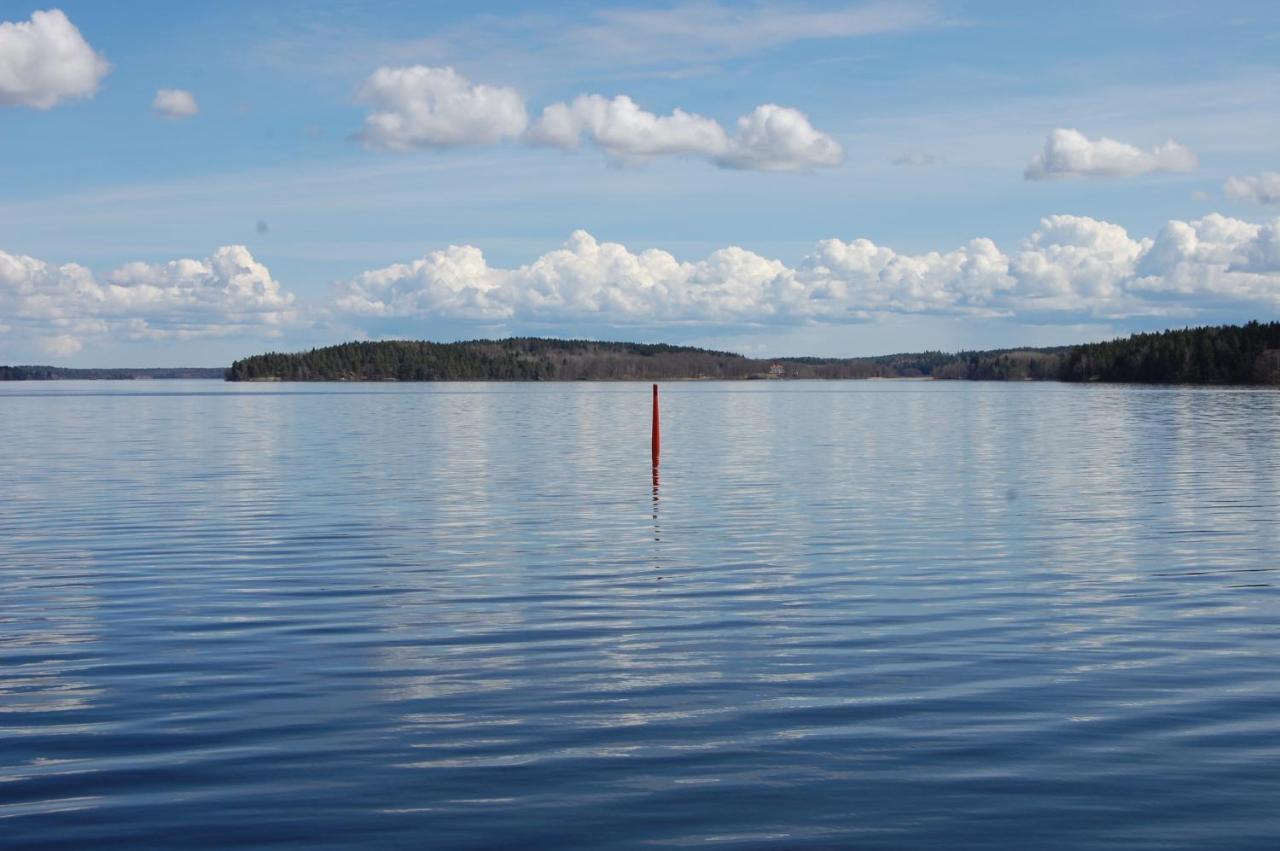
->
[2,380,1278,848]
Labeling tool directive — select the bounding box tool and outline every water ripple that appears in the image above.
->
[2,380,1279,848]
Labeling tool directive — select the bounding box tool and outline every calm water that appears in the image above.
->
[2,380,1279,849]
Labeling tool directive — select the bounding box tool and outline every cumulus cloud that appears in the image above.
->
[352,65,842,171]
[1133,214,1280,304]
[720,104,843,171]
[355,65,527,151]
[0,245,296,357]
[12,215,1280,357]
[152,88,199,119]
[0,9,109,109]
[334,230,802,323]
[527,95,727,162]
[1224,172,1280,205]
[331,214,1280,328]
[529,97,842,171]
[1025,128,1197,180]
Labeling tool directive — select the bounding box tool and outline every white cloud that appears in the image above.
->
[10,215,1280,358]
[355,65,527,151]
[721,104,844,171]
[0,245,296,357]
[152,88,199,119]
[353,65,843,172]
[801,235,1010,315]
[1025,128,1197,180]
[529,97,842,171]
[335,229,799,323]
[0,9,109,109]
[1132,214,1280,303]
[1007,215,1149,315]
[527,94,727,162]
[1224,172,1280,205]
[331,215,1280,328]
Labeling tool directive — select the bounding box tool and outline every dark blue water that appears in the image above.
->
[2,380,1279,849]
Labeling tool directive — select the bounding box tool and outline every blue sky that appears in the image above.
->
[2,1,1279,365]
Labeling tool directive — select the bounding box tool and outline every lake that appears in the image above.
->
[2,380,1279,849]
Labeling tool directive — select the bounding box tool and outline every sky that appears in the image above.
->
[2,0,1280,366]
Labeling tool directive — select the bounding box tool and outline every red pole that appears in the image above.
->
[651,383,660,465]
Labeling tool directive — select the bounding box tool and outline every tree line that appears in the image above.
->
[222,323,1280,384]
[225,339,758,382]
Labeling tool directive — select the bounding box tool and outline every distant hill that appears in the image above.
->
[224,323,1280,385]
[0,366,225,380]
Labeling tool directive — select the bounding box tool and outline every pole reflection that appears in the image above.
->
[652,383,662,572]
[652,463,660,535]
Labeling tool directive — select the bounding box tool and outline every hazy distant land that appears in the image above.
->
[0,366,226,381]
[6,322,1280,385]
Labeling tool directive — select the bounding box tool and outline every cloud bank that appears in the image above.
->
[332,214,1280,328]
[153,88,199,119]
[356,66,841,171]
[0,9,109,109]
[12,216,1279,357]
[1025,128,1197,180]
[0,245,296,356]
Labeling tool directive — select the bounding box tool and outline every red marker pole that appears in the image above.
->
[651,384,661,466]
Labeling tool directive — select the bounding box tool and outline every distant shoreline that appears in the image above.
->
[8,322,1280,386]
[0,367,225,381]
[222,324,1280,386]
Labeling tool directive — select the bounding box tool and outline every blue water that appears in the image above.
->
[2,380,1279,849]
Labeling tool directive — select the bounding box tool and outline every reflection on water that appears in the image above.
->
[652,461,661,550]
[2,380,1279,849]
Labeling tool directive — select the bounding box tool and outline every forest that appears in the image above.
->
[222,322,1280,385]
